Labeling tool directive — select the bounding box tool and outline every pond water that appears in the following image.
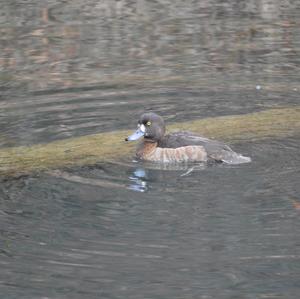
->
[1,1,300,298]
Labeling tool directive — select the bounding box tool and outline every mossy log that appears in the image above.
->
[1,107,300,177]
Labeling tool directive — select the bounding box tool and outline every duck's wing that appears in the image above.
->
[159,132,229,149]
[159,132,251,164]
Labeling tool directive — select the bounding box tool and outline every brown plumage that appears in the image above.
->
[125,113,251,164]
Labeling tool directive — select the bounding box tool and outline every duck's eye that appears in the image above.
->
[146,121,151,126]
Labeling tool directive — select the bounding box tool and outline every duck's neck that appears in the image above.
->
[136,140,157,159]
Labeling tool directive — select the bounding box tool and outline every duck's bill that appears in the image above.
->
[125,128,144,141]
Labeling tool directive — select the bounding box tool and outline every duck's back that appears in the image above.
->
[158,131,251,164]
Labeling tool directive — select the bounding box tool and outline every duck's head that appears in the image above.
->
[125,112,166,142]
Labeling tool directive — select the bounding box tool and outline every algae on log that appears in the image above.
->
[1,107,300,177]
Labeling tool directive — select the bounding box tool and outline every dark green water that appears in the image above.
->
[1,1,300,298]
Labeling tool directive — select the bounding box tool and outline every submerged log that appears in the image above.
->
[1,107,300,177]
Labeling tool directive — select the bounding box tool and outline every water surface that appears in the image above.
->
[1,1,300,298]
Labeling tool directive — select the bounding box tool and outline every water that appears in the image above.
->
[1,1,300,298]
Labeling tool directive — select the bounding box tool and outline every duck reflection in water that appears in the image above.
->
[128,167,148,193]
[127,161,209,193]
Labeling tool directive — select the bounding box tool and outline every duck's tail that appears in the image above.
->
[221,152,252,165]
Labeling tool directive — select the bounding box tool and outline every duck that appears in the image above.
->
[125,112,251,164]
